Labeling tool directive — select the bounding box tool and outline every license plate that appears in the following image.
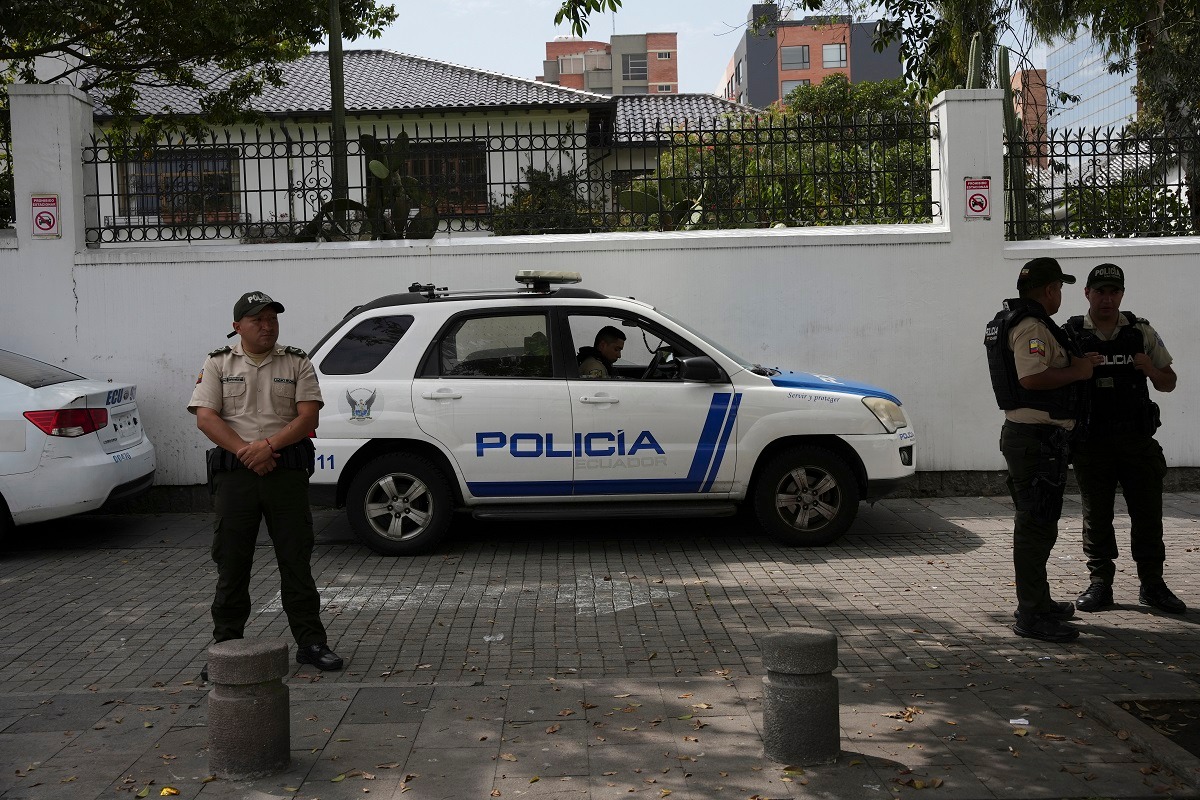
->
[112,410,142,444]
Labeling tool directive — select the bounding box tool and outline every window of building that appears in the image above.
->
[622,53,648,80]
[584,51,611,71]
[559,54,584,74]
[781,79,811,96]
[735,60,743,84]
[781,45,810,70]
[657,51,672,59]
[118,148,241,222]
[656,84,672,92]
[406,141,489,216]
[822,43,847,68]
[621,85,650,94]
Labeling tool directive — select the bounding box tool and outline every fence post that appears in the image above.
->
[928,89,1006,247]
[8,84,95,254]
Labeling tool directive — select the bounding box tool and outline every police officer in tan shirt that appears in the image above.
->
[985,258,1093,642]
[188,291,343,674]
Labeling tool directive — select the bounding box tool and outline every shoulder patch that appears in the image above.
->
[284,346,308,358]
[208,345,232,357]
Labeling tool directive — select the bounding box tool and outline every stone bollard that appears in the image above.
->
[760,628,840,765]
[207,639,291,779]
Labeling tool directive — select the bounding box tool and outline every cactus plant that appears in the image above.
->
[617,178,705,231]
[359,133,439,239]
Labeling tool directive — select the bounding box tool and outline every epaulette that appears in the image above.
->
[283,346,308,358]
[208,345,232,357]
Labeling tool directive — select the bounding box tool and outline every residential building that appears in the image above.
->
[1046,33,1136,130]
[539,33,678,96]
[1011,68,1048,140]
[718,4,901,108]
[84,50,750,241]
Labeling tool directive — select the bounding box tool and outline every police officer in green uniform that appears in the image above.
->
[985,258,1093,642]
[1065,264,1185,614]
[188,291,343,673]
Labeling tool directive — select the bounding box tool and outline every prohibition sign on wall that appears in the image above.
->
[964,177,990,220]
[31,194,61,239]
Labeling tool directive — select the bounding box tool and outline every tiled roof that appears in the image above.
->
[95,50,613,118]
[614,94,759,143]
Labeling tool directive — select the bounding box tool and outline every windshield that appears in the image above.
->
[654,309,754,369]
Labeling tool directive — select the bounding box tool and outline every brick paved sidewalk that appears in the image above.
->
[1,493,1199,798]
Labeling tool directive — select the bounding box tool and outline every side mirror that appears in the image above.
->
[677,355,723,383]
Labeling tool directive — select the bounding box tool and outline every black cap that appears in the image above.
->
[1086,263,1125,290]
[1017,257,1076,290]
[228,291,285,337]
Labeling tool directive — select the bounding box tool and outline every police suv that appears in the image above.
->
[309,271,915,555]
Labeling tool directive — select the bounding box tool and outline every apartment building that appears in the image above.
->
[539,33,678,96]
[1046,33,1136,130]
[718,4,900,107]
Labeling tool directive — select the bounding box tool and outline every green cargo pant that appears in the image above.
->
[211,466,327,646]
[1071,433,1168,585]
[1000,421,1071,615]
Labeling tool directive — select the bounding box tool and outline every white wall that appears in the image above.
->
[4,85,1199,486]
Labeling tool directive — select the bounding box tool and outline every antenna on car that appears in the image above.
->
[515,270,582,294]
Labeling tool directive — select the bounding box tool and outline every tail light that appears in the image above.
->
[24,408,109,437]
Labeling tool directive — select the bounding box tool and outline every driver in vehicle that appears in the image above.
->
[577,326,626,379]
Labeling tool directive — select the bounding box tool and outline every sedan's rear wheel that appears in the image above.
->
[753,446,859,546]
[346,453,453,555]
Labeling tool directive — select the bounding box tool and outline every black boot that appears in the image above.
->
[1076,583,1115,612]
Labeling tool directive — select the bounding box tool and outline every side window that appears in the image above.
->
[436,313,551,378]
[566,312,698,381]
[320,315,413,375]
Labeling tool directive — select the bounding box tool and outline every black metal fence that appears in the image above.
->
[0,105,13,230]
[81,114,940,244]
[1005,125,1199,239]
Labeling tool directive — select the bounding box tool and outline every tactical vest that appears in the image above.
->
[1064,311,1156,435]
[984,298,1079,419]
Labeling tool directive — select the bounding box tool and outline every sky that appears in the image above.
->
[345,0,773,95]
[343,1,1048,96]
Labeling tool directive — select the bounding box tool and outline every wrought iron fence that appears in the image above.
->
[1005,125,1200,240]
[0,105,13,230]
[81,113,939,244]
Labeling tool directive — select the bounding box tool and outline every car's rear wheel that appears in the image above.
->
[753,446,859,546]
[346,453,453,555]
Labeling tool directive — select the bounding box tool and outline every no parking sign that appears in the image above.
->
[31,194,61,238]
[964,177,991,220]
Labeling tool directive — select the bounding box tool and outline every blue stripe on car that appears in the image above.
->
[770,371,900,405]
[702,392,741,492]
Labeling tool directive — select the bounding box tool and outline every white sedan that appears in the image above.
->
[0,349,156,544]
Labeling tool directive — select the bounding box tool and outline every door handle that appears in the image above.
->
[579,396,619,404]
[421,390,463,400]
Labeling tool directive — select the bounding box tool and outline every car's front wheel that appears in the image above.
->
[346,453,453,555]
[753,446,860,546]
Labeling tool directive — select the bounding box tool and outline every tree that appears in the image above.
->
[2,0,397,133]
[642,75,934,229]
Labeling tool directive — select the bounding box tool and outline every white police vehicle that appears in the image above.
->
[309,272,914,555]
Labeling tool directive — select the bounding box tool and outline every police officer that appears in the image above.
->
[1065,264,1184,614]
[985,257,1093,642]
[577,325,626,379]
[188,291,343,673]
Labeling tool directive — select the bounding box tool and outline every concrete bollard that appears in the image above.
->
[207,639,291,779]
[760,628,840,765]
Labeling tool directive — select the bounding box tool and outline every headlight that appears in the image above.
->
[862,397,908,433]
